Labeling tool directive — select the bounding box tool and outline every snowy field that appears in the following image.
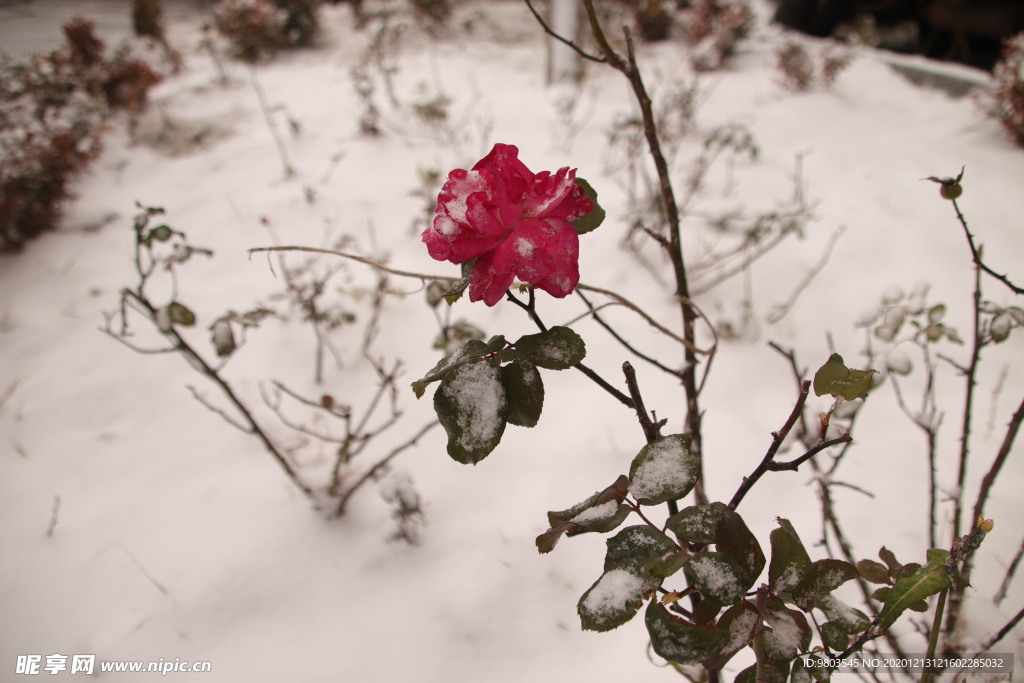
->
[1,1,1023,680]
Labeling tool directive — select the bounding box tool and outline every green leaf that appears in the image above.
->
[702,602,758,670]
[578,524,676,631]
[571,177,606,236]
[167,302,196,327]
[878,546,901,575]
[857,559,891,585]
[433,361,507,465]
[715,507,765,587]
[440,260,474,305]
[820,621,851,651]
[791,559,858,612]
[877,549,951,629]
[578,567,653,631]
[667,502,729,544]
[685,552,748,605]
[604,525,678,574]
[818,594,870,632]
[536,475,631,554]
[210,318,236,358]
[412,339,491,398]
[500,360,544,428]
[768,518,813,593]
[513,326,586,370]
[764,597,811,659]
[813,353,876,400]
[735,660,790,683]
[990,313,1012,343]
[628,434,700,506]
[645,601,727,665]
[149,224,173,242]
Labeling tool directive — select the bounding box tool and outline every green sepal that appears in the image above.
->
[571,177,606,236]
[432,360,507,465]
[513,326,586,370]
[441,260,474,305]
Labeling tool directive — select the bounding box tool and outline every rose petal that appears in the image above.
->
[468,251,516,306]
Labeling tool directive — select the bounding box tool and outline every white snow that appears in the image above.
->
[438,361,507,451]
[629,436,697,502]
[580,568,648,620]
[570,499,618,525]
[2,1,1023,681]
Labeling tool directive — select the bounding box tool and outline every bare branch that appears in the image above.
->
[523,0,605,64]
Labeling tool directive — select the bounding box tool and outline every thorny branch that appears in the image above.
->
[577,0,707,504]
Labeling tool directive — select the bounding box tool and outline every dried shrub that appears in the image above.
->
[213,0,287,63]
[0,53,104,250]
[777,40,813,90]
[410,0,451,27]
[776,39,853,91]
[102,46,163,113]
[980,33,1024,147]
[635,0,673,43]
[213,0,324,62]
[275,0,324,47]
[132,0,166,42]
[686,0,754,71]
[0,18,163,249]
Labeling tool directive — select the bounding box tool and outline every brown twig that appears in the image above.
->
[951,197,1023,296]
[579,0,707,505]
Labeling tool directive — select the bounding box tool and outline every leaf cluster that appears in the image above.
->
[412,326,586,464]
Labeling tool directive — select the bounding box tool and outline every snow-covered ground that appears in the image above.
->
[2,1,1022,680]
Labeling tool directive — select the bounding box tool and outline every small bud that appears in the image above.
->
[925,166,965,201]
[977,516,994,533]
[321,394,335,409]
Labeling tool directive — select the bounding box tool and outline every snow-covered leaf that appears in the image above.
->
[768,518,813,593]
[537,475,630,553]
[433,360,507,465]
[513,326,585,370]
[627,434,699,506]
[791,559,859,612]
[578,567,651,632]
[645,601,726,665]
[685,552,747,605]
[764,597,811,660]
[667,502,729,543]
[412,338,491,398]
